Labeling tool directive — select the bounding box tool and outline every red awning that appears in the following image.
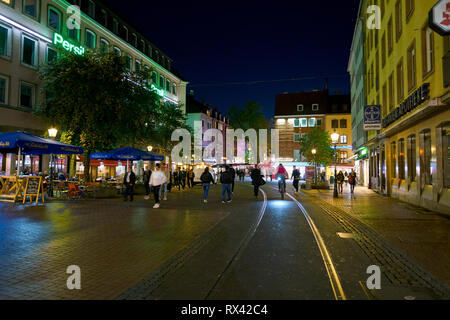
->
[78,156,119,167]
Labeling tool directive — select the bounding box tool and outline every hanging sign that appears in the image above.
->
[364,105,382,130]
[429,0,450,36]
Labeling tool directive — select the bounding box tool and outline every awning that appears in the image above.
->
[0,131,83,155]
[91,147,164,161]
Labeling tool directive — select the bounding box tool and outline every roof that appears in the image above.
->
[274,90,329,116]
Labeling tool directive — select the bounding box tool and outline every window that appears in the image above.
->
[316,119,322,127]
[23,0,39,19]
[124,54,132,71]
[148,45,152,58]
[420,129,432,185]
[0,23,12,58]
[421,26,434,77]
[312,104,319,111]
[87,0,95,18]
[166,79,171,92]
[340,119,347,128]
[159,75,164,89]
[332,119,339,128]
[407,134,416,181]
[151,71,158,84]
[395,1,402,41]
[440,123,450,188]
[396,59,404,103]
[382,82,388,117]
[294,150,301,162]
[101,9,107,26]
[20,82,34,108]
[398,138,405,179]
[48,7,61,31]
[113,19,119,34]
[308,118,316,127]
[172,83,177,95]
[123,26,128,41]
[99,39,109,54]
[85,29,96,49]
[294,133,301,142]
[339,152,348,164]
[388,72,395,112]
[388,17,393,55]
[134,60,141,72]
[405,0,414,22]
[381,32,386,67]
[297,104,304,112]
[340,135,347,144]
[21,35,38,67]
[46,46,58,62]
[391,141,397,178]
[132,33,137,47]
[300,118,307,127]
[113,46,121,56]
[140,40,145,53]
[68,28,80,42]
[407,41,416,91]
[0,75,9,105]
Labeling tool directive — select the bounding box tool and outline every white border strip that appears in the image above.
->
[0,14,52,43]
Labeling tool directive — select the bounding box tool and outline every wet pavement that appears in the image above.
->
[0,180,449,300]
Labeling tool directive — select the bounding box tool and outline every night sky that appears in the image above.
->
[104,0,360,119]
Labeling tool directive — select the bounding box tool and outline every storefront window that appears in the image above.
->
[420,129,432,185]
[441,123,450,188]
[407,134,416,181]
[398,138,405,180]
[391,141,396,178]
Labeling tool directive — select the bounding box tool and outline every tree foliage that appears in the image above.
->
[37,50,160,181]
[299,128,335,167]
[227,101,270,131]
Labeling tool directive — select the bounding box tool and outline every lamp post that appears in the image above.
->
[331,132,339,198]
[147,145,153,152]
[48,128,58,197]
[311,148,317,184]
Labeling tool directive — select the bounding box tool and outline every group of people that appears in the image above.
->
[173,168,195,190]
[335,170,357,194]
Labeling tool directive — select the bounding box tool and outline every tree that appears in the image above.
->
[227,101,270,131]
[37,51,160,182]
[299,128,335,167]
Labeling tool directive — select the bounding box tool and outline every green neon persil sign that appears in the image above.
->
[150,84,164,97]
[53,33,85,55]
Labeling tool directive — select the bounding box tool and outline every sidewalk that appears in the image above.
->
[302,186,450,286]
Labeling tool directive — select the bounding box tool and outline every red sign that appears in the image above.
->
[429,0,450,35]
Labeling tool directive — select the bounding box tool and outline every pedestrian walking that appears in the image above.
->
[149,163,167,209]
[337,171,344,194]
[250,165,265,198]
[173,169,180,190]
[348,169,357,194]
[220,165,233,203]
[180,169,187,190]
[200,167,215,203]
[143,165,152,200]
[159,166,169,201]
[188,169,195,188]
[229,166,236,193]
[123,167,136,202]
[291,165,300,193]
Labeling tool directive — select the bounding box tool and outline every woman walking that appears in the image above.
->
[149,163,167,209]
[337,170,344,194]
[200,167,214,203]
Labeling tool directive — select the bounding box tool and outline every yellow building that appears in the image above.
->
[325,113,354,180]
[360,0,450,213]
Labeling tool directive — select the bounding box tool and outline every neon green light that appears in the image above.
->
[53,33,85,55]
[150,84,164,97]
[360,147,368,156]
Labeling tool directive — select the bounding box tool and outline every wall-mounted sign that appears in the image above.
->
[150,83,164,97]
[364,105,381,130]
[429,0,450,36]
[53,33,85,55]
[382,83,430,128]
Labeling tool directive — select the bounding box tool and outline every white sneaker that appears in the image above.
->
[163,197,167,201]
[203,200,208,203]
[144,196,149,200]
[222,201,226,203]
[153,203,160,208]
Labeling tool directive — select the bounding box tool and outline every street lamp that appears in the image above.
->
[147,145,153,152]
[311,148,317,184]
[48,128,58,198]
[331,132,339,198]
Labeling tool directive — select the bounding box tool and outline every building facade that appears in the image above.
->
[348,0,369,186]
[185,93,230,164]
[274,90,353,178]
[0,0,187,174]
[351,0,450,214]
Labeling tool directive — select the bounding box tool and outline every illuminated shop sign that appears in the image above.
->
[382,83,430,128]
[150,84,164,97]
[53,33,85,55]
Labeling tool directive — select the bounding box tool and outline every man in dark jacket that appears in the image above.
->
[200,167,214,203]
[229,166,236,193]
[291,166,300,193]
[143,165,152,200]
[123,167,136,202]
[180,169,187,190]
[250,165,264,198]
[220,165,233,203]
